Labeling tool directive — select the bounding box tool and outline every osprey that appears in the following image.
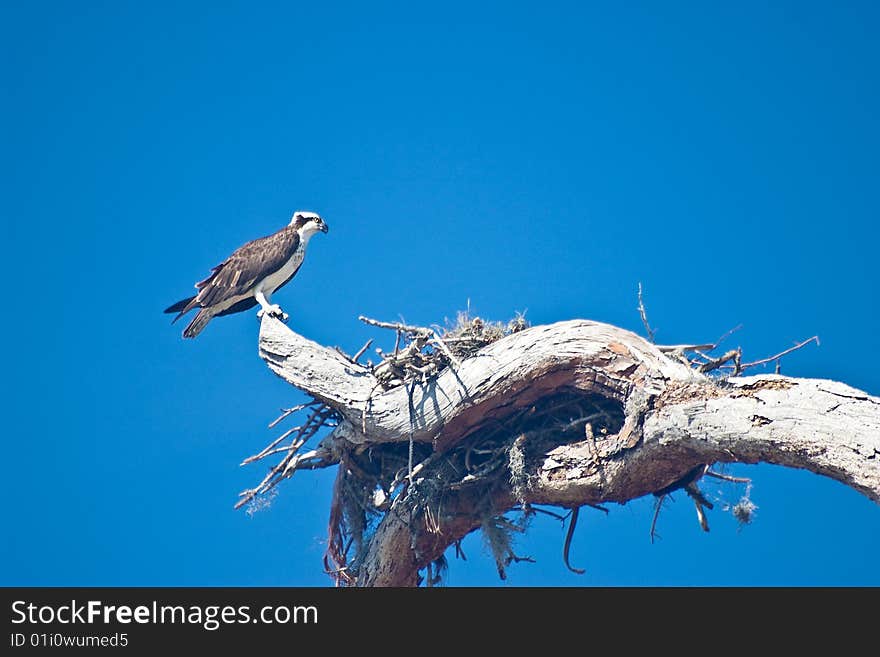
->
[164,211,329,338]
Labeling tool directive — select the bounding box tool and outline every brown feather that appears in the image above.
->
[165,221,304,337]
[194,226,300,309]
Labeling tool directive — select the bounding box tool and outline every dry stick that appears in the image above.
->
[740,336,820,372]
[237,454,295,509]
[694,347,744,375]
[435,336,475,343]
[268,408,298,429]
[692,348,715,363]
[236,470,281,510]
[352,339,373,364]
[393,331,402,358]
[583,421,601,464]
[240,426,301,465]
[279,449,326,472]
[561,412,606,432]
[360,314,460,369]
[389,456,432,493]
[698,349,742,374]
[650,494,669,544]
[506,552,536,565]
[268,401,318,429]
[684,483,713,532]
[492,516,526,534]
[292,405,333,448]
[658,325,743,358]
[270,413,331,483]
[406,362,438,379]
[250,445,299,460]
[513,505,569,522]
[714,323,744,349]
[362,381,383,434]
[281,433,311,461]
[429,333,461,368]
[358,315,428,335]
[657,343,717,353]
[704,470,751,484]
[637,282,656,344]
[235,406,334,510]
[563,507,586,574]
[692,499,710,532]
[249,400,337,465]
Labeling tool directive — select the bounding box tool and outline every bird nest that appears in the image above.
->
[325,386,625,584]
[356,310,529,390]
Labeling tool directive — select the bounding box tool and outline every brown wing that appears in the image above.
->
[195,225,300,310]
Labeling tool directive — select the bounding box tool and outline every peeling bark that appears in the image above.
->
[257,316,880,587]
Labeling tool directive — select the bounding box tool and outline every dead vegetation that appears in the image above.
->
[238,293,822,586]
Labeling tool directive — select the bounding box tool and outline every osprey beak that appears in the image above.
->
[321,222,329,233]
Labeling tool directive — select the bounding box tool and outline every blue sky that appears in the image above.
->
[2,1,878,586]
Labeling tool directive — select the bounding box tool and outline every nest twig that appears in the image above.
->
[235,399,339,511]
[638,285,818,376]
[357,310,529,391]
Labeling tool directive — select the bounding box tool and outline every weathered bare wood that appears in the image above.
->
[259,316,376,406]
[256,315,880,587]
[532,375,880,504]
[356,375,880,586]
[260,316,700,447]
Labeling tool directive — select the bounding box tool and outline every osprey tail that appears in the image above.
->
[164,294,211,336]
[183,308,214,339]
[164,296,194,314]
[164,295,198,324]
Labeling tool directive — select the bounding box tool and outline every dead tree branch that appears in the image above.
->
[254,315,880,586]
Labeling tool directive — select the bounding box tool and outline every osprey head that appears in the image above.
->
[290,210,329,235]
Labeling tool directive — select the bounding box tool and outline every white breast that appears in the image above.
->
[258,242,306,297]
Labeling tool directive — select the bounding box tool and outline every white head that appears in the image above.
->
[290,211,329,242]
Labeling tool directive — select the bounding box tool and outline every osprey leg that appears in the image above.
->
[255,290,288,321]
